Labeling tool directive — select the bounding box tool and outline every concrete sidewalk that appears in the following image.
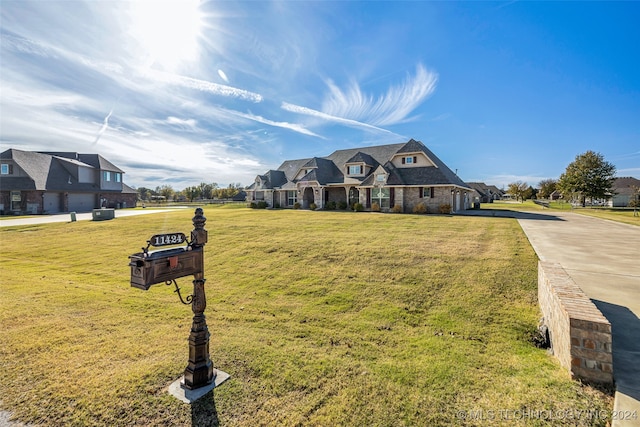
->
[515,211,640,426]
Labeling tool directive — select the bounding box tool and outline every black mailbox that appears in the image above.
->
[129,246,203,290]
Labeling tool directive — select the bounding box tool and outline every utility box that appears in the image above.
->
[129,246,203,290]
[92,208,115,221]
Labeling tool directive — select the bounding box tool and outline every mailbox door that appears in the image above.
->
[129,247,203,290]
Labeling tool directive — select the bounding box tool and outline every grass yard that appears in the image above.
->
[0,206,612,426]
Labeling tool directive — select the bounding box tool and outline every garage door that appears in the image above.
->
[43,192,62,214]
[68,193,96,212]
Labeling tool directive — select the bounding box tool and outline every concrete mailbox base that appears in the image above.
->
[167,369,230,403]
[92,208,115,221]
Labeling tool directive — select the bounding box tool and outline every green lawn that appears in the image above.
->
[0,206,612,426]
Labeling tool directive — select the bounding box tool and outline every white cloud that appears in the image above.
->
[321,63,438,126]
[281,102,397,135]
[218,69,229,83]
[229,109,323,138]
[139,68,263,103]
[166,116,198,129]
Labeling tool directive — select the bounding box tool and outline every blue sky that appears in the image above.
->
[1,1,638,190]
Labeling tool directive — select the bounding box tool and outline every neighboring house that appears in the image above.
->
[550,190,562,201]
[246,139,472,213]
[466,182,504,203]
[607,177,640,207]
[0,149,138,214]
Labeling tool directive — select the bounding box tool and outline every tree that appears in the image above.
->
[557,151,616,207]
[507,181,528,202]
[183,186,201,202]
[156,185,175,201]
[137,187,153,201]
[523,185,537,201]
[538,179,557,199]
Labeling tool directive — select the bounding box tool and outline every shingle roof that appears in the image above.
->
[345,151,377,166]
[262,139,470,190]
[0,148,128,192]
[299,158,343,185]
[612,177,640,196]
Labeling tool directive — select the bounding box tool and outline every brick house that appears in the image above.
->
[246,139,472,213]
[0,149,138,214]
[466,182,504,203]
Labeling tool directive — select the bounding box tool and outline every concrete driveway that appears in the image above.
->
[498,210,639,426]
[0,207,188,227]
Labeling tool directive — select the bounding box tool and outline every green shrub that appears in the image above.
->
[293,202,301,209]
[353,203,364,212]
[309,202,317,210]
[439,204,451,214]
[325,201,336,210]
[413,202,427,214]
[249,202,257,209]
[257,201,268,209]
[337,201,348,210]
[391,204,403,213]
[371,202,381,212]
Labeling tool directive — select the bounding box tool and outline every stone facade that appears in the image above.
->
[538,261,613,384]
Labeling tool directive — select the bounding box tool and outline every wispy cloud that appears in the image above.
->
[229,109,323,138]
[217,69,229,83]
[139,68,263,103]
[92,109,113,145]
[281,102,397,135]
[321,64,438,126]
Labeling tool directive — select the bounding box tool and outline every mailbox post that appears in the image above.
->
[183,208,214,390]
[128,208,228,402]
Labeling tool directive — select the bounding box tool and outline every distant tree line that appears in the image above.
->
[136,182,244,202]
[507,150,617,205]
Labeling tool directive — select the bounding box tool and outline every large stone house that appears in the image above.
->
[0,149,138,214]
[246,139,472,213]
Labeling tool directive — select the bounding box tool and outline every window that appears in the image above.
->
[103,171,111,182]
[376,174,385,182]
[115,173,121,183]
[1,164,13,175]
[371,187,390,208]
[348,165,363,175]
[423,187,434,198]
[401,156,418,165]
[287,190,297,206]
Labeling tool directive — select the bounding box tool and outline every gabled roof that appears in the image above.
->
[345,151,377,166]
[326,143,405,168]
[40,152,124,172]
[395,138,426,154]
[612,176,640,196]
[263,170,287,188]
[299,158,343,185]
[0,148,127,192]
[0,149,52,190]
[252,139,470,190]
[277,158,312,182]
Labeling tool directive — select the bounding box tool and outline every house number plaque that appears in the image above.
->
[149,233,186,247]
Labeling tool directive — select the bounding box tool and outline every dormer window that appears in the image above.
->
[348,165,363,175]
[401,156,417,165]
[1,164,13,175]
[376,174,385,182]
